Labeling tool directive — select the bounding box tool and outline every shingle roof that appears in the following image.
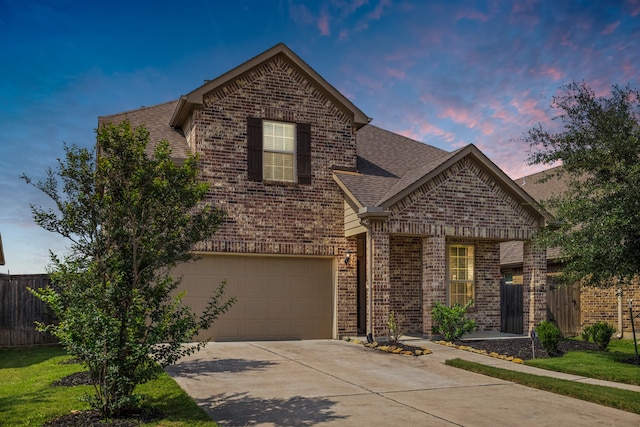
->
[98,100,189,161]
[500,166,567,266]
[334,125,450,207]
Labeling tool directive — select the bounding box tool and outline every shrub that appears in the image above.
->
[590,322,615,351]
[581,325,592,342]
[536,320,563,356]
[387,311,403,343]
[431,300,476,341]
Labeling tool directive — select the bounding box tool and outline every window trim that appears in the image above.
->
[446,244,475,307]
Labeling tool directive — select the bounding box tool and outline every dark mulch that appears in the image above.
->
[453,337,599,360]
[48,372,161,426]
[43,409,160,427]
[52,371,92,387]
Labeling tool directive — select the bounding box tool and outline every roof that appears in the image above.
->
[98,100,189,161]
[169,43,371,130]
[0,233,4,265]
[500,166,568,266]
[334,126,552,225]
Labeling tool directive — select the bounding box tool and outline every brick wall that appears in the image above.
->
[580,282,640,333]
[191,54,355,258]
[389,236,422,333]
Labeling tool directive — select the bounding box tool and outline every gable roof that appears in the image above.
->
[334,126,553,224]
[98,100,189,161]
[170,43,371,130]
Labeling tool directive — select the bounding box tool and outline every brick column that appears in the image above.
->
[523,240,547,333]
[422,235,446,336]
[369,224,390,340]
[336,236,358,338]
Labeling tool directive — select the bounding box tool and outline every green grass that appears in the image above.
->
[0,346,218,426]
[526,339,640,386]
[446,358,640,414]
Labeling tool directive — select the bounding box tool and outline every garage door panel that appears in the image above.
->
[174,255,333,341]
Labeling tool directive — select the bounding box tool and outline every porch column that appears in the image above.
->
[368,224,390,340]
[422,235,446,336]
[523,240,547,333]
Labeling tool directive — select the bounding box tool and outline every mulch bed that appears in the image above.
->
[452,337,599,360]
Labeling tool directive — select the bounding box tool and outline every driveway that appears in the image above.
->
[166,340,640,426]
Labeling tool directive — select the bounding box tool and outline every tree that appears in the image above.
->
[23,121,235,417]
[524,81,640,289]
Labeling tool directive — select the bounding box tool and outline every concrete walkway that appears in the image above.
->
[166,339,640,426]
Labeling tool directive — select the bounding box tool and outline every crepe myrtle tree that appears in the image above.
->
[23,121,235,417]
[524,81,640,291]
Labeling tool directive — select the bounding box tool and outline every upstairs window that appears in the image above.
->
[247,117,311,184]
[447,245,475,307]
[263,120,295,182]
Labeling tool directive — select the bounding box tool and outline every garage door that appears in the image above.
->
[173,255,334,341]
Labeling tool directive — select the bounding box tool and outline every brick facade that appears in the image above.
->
[191,55,354,258]
[580,283,640,333]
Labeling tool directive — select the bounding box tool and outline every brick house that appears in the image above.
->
[99,43,551,342]
[501,167,640,337]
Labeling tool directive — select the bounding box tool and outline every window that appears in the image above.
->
[448,245,474,306]
[263,121,295,182]
[247,117,311,184]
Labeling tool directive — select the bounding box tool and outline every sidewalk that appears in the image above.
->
[393,334,640,393]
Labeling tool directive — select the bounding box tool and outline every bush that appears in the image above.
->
[387,311,403,343]
[536,320,563,356]
[590,322,615,351]
[581,325,592,342]
[431,300,476,341]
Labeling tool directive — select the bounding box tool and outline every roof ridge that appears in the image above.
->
[98,99,178,120]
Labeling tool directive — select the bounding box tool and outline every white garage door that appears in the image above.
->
[174,255,334,341]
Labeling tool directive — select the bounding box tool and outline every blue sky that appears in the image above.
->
[1,0,639,274]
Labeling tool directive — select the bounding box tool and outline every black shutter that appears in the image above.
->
[297,122,311,185]
[247,117,262,182]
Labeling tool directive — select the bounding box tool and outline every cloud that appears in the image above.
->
[602,20,621,35]
[318,11,331,35]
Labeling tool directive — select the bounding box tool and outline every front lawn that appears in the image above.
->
[0,346,217,426]
[525,339,640,386]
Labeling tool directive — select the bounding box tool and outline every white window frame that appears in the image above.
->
[447,244,475,307]
[262,120,296,182]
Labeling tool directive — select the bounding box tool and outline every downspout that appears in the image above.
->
[616,286,624,339]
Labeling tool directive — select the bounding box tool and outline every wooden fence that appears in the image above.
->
[546,277,581,337]
[0,274,58,347]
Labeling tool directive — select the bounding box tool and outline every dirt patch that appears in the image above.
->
[43,409,159,427]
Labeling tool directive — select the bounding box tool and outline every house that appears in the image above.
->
[99,43,552,342]
[500,167,640,337]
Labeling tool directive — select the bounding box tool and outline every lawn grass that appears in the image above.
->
[446,358,640,414]
[526,339,640,386]
[0,346,218,426]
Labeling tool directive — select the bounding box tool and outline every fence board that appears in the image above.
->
[0,274,57,347]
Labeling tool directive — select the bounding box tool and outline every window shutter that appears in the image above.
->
[297,122,311,185]
[247,117,262,182]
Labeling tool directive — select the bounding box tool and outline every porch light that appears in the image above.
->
[344,250,352,265]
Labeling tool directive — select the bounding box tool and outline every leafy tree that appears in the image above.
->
[23,121,235,417]
[524,82,640,290]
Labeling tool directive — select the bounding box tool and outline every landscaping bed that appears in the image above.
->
[450,337,598,360]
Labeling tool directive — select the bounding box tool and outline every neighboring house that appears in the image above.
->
[99,43,551,342]
[500,167,640,336]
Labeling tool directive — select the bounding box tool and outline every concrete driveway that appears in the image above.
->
[166,340,640,426]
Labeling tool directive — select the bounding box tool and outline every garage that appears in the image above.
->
[173,255,334,341]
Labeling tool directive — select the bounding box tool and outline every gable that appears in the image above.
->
[387,156,542,239]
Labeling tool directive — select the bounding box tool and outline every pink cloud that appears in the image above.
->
[438,106,479,129]
[511,97,548,123]
[417,122,457,143]
[386,67,406,79]
[536,66,565,81]
[628,0,640,16]
[602,20,621,35]
[318,12,330,35]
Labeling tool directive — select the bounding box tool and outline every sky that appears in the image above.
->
[1,0,639,274]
